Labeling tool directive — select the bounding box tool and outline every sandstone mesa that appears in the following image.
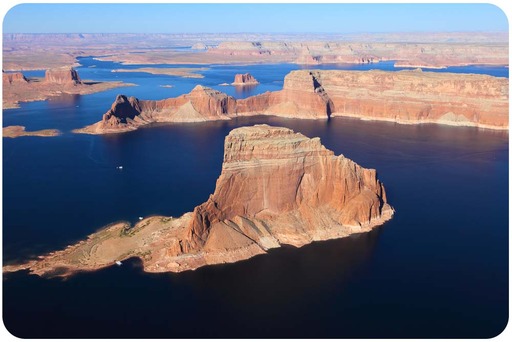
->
[232,73,259,86]
[2,67,134,109]
[3,33,507,70]
[75,69,509,134]
[3,125,394,277]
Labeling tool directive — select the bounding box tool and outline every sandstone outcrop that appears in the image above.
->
[44,67,81,84]
[3,125,394,277]
[79,85,236,133]
[3,68,133,109]
[232,73,259,86]
[2,71,28,84]
[207,41,508,68]
[77,69,508,134]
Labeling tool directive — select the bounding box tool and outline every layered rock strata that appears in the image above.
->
[3,125,394,277]
[208,41,508,68]
[44,67,81,84]
[3,71,28,84]
[77,69,508,134]
[232,73,259,85]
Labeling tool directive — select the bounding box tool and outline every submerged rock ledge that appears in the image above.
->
[4,125,394,277]
[74,69,508,134]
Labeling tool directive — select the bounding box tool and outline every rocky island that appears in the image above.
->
[232,73,259,86]
[3,125,394,277]
[75,69,508,134]
[2,67,134,109]
[3,125,61,138]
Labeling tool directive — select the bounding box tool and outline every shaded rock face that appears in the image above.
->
[2,71,28,84]
[232,73,259,85]
[88,85,238,133]
[44,67,81,85]
[102,95,142,125]
[183,125,393,252]
[81,69,508,134]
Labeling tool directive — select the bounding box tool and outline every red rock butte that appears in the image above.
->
[76,69,509,134]
[2,71,28,84]
[232,73,259,86]
[3,124,394,277]
[44,67,82,85]
[3,67,132,109]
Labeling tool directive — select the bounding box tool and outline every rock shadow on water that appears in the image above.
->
[233,84,259,98]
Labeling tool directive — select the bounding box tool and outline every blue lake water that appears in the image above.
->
[2,59,509,338]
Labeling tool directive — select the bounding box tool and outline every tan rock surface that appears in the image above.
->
[3,72,28,84]
[44,67,81,84]
[75,85,237,134]
[208,41,508,68]
[3,125,61,138]
[77,69,508,134]
[232,73,259,85]
[3,32,507,70]
[2,69,134,109]
[3,125,393,277]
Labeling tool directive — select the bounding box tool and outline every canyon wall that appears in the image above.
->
[77,69,508,134]
[208,41,508,68]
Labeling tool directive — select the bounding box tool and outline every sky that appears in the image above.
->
[1,3,509,34]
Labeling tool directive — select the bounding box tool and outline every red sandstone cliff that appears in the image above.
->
[181,125,393,255]
[4,125,394,276]
[2,71,28,84]
[207,41,508,68]
[3,67,130,109]
[85,85,237,133]
[76,69,508,134]
[232,73,259,85]
[44,67,81,85]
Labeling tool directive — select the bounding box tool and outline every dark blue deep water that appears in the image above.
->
[2,60,509,338]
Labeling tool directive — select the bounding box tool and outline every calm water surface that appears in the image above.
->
[2,61,508,338]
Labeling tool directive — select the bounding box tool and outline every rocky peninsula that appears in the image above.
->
[3,125,394,277]
[2,67,134,109]
[76,69,508,134]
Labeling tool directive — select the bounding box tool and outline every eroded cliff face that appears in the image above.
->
[44,67,81,84]
[2,71,28,84]
[183,125,393,254]
[232,73,259,85]
[305,69,509,129]
[207,41,508,68]
[3,125,393,277]
[3,68,131,109]
[78,85,237,133]
[76,69,508,134]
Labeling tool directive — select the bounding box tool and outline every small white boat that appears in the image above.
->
[139,216,144,220]
[115,260,122,266]
[117,166,123,170]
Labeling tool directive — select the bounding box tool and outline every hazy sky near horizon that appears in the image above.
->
[2,3,508,34]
